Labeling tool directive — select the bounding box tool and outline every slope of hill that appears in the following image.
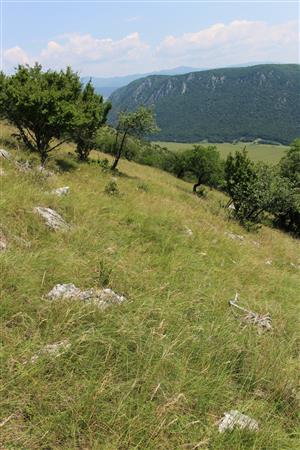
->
[109,64,300,144]
[82,66,200,98]
[1,126,299,448]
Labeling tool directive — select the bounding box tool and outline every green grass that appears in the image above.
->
[156,141,288,164]
[1,126,300,448]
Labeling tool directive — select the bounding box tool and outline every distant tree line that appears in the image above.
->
[0,64,299,236]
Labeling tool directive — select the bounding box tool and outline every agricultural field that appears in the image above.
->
[156,141,288,164]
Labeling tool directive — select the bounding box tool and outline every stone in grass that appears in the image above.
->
[31,340,71,363]
[51,186,70,196]
[0,168,5,176]
[184,226,193,236]
[0,232,7,251]
[0,149,12,160]
[34,207,69,231]
[224,231,244,241]
[15,160,32,173]
[36,166,54,177]
[218,410,259,433]
[47,283,126,310]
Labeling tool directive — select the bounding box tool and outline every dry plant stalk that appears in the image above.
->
[229,293,272,332]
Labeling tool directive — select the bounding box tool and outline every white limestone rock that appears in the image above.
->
[47,283,81,300]
[184,226,193,236]
[47,284,126,310]
[15,160,32,172]
[51,186,70,196]
[31,340,70,363]
[0,234,7,251]
[218,410,259,433]
[34,207,69,231]
[36,166,54,177]
[225,231,244,241]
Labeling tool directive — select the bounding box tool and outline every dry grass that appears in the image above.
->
[1,122,299,449]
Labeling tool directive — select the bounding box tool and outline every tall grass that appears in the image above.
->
[1,132,299,448]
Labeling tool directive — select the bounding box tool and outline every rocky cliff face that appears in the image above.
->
[109,64,300,144]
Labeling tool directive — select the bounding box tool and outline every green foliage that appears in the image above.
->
[181,145,224,193]
[104,179,120,196]
[71,81,111,161]
[109,64,300,144]
[279,139,300,187]
[275,140,300,234]
[225,149,258,221]
[225,146,300,235]
[111,107,159,170]
[0,64,82,164]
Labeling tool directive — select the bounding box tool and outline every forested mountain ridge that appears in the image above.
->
[109,64,300,144]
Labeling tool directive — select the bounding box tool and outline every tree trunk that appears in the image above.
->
[40,151,48,167]
[111,152,121,170]
[193,178,202,194]
[111,131,127,170]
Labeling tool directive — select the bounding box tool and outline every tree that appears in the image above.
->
[279,139,300,187]
[183,145,224,194]
[225,148,257,214]
[276,140,300,234]
[72,81,111,161]
[0,64,82,164]
[111,107,159,170]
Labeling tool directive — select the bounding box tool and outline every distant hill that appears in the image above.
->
[109,64,300,144]
[81,66,201,98]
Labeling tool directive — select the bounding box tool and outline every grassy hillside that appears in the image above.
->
[109,64,300,144]
[156,141,288,164]
[1,135,300,448]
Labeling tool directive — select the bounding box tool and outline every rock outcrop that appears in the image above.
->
[34,207,69,231]
[47,283,126,310]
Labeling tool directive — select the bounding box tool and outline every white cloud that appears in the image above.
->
[39,32,150,71]
[156,20,299,66]
[3,46,31,68]
[3,20,299,76]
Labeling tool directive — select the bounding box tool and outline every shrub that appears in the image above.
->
[104,180,120,196]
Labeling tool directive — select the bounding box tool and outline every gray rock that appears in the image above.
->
[47,284,126,310]
[225,231,244,241]
[47,283,81,300]
[0,232,7,251]
[15,160,32,172]
[184,226,193,236]
[31,340,70,363]
[0,149,12,160]
[51,186,70,196]
[36,166,54,177]
[34,207,69,231]
[218,410,259,433]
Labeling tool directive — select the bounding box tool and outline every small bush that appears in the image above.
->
[104,180,120,196]
[137,182,149,192]
[97,158,110,172]
[194,185,208,198]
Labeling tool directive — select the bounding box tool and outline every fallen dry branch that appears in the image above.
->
[229,293,272,332]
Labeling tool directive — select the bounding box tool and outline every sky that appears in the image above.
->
[1,1,299,77]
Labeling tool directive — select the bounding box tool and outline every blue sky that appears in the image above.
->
[2,1,299,76]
